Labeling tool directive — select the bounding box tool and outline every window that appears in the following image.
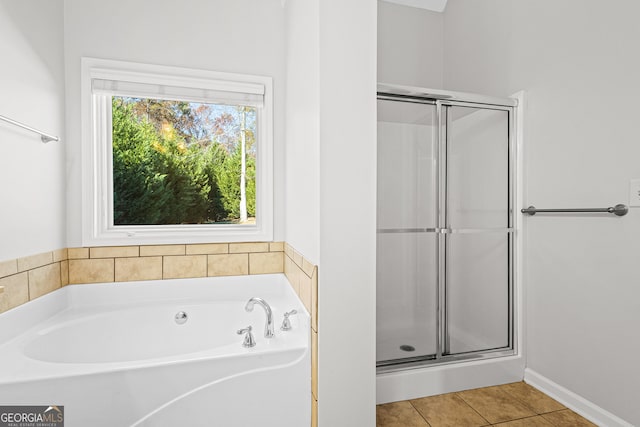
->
[81,58,273,245]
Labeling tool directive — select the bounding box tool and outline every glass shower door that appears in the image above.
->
[376,91,515,370]
[376,98,438,364]
[444,105,512,355]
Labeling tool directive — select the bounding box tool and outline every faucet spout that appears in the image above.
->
[245,297,274,338]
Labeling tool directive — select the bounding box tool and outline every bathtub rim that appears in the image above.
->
[0,273,305,343]
[0,273,310,385]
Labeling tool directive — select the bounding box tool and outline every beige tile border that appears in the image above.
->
[299,273,312,314]
[163,255,207,279]
[0,259,17,278]
[0,249,68,314]
[0,241,288,313]
[312,328,318,400]
[53,248,68,262]
[68,247,89,259]
[186,243,228,255]
[208,254,248,277]
[28,263,61,300]
[284,243,318,332]
[0,273,29,313]
[292,249,303,269]
[269,242,284,252]
[229,242,270,253]
[283,242,319,424]
[301,258,315,277]
[90,246,139,259]
[140,245,185,257]
[312,396,318,427]
[249,252,284,275]
[17,252,53,272]
[115,257,162,282]
[60,260,69,286]
[311,267,318,332]
[69,259,115,284]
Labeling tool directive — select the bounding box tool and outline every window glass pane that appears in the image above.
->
[111,96,256,226]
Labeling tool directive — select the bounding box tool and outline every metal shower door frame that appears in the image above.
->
[377,90,517,372]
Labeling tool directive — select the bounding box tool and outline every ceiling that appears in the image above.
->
[380,0,448,12]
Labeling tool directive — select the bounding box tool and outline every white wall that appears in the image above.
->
[63,0,286,246]
[0,0,66,261]
[444,1,640,424]
[378,0,443,89]
[318,0,377,425]
[284,0,320,264]
[285,2,377,424]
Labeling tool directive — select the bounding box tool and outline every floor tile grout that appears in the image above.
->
[497,385,560,417]
[452,392,492,426]
[488,413,548,426]
[377,383,592,427]
[408,400,433,427]
[459,383,560,424]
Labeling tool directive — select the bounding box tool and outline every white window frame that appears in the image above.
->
[81,57,273,246]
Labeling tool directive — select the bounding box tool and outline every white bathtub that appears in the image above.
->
[0,274,310,427]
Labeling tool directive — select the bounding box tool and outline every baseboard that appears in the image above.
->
[524,369,633,427]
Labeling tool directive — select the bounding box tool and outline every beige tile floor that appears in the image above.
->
[377,382,597,427]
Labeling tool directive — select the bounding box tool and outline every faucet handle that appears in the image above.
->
[237,325,256,348]
[280,310,298,331]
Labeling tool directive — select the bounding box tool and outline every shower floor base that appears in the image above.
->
[377,327,436,363]
[376,353,524,404]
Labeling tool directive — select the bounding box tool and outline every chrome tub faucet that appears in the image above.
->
[245,297,274,338]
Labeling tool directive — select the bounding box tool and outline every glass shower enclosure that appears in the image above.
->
[376,85,516,370]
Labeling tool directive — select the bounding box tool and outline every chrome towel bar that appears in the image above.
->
[521,204,629,217]
[0,114,59,143]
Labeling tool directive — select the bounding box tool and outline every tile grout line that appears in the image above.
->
[493,383,566,420]
[458,384,567,426]
[407,400,433,427]
[26,267,31,300]
[454,392,492,426]
[379,385,586,427]
[539,409,578,427]
[542,408,568,414]
[488,414,551,426]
